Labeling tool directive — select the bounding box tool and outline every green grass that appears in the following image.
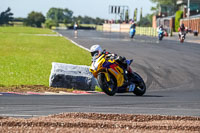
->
[0,26,56,34]
[95,86,103,92]
[0,26,91,86]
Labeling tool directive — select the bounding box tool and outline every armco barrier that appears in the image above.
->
[103,24,158,37]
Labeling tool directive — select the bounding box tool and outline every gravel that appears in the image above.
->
[0,85,74,93]
[1,113,200,133]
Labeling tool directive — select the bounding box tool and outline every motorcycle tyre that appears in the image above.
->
[130,35,134,38]
[97,73,117,96]
[159,36,163,40]
[130,31,135,38]
[131,72,146,96]
[159,34,163,41]
[180,39,184,43]
[130,33,134,38]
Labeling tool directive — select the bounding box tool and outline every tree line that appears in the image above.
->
[0,7,105,28]
[0,7,13,25]
[0,1,182,28]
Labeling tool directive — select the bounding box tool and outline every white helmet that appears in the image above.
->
[90,45,103,56]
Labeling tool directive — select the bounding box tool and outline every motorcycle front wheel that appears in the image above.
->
[97,73,117,96]
[131,72,146,96]
[159,35,163,40]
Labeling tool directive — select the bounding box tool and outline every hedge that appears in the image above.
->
[175,10,183,32]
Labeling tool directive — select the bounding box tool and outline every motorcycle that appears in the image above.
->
[89,53,146,96]
[179,32,186,43]
[158,29,164,40]
[130,28,136,38]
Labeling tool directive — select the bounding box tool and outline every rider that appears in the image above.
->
[73,22,78,30]
[178,24,186,39]
[157,25,164,32]
[129,20,136,38]
[130,20,136,29]
[90,45,127,68]
[73,22,78,38]
[157,25,164,39]
[90,45,131,81]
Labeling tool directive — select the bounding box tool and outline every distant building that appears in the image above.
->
[152,5,176,32]
[152,0,200,33]
[177,0,200,17]
[177,0,200,33]
[180,14,200,33]
[158,5,176,17]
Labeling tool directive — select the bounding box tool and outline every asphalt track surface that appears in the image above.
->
[0,30,200,118]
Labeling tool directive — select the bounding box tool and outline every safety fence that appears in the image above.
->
[136,27,158,37]
[180,17,200,33]
[102,24,158,37]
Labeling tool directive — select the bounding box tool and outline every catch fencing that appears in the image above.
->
[103,24,158,37]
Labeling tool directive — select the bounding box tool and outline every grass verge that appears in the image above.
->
[0,26,91,87]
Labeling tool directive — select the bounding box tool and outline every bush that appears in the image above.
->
[175,10,183,32]
[45,19,58,29]
[24,11,45,27]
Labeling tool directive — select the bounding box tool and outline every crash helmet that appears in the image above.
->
[90,45,103,57]
[181,23,184,27]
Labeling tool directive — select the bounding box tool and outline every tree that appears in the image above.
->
[150,0,176,6]
[72,15,104,25]
[150,0,177,15]
[72,15,82,25]
[133,8,138,21]
[13,17,26,22]
[24,11,45,27]
[46,8,73,25]
[175,10,183,32]
[44,19,58,29]
[151,5,160,15]
[125,9,129,22]
[0,7,13,25]
[95,17,104,25]
[82,16,94,24]
[140,8,143,20]
[137,14,153,27]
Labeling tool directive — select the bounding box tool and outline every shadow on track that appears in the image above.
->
[115,94,164,97]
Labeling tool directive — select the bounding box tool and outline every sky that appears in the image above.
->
[1,0,156,21]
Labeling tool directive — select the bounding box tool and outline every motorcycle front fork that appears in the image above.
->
[124,66,133,82]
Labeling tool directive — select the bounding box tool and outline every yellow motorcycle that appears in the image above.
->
[89,53,146,96]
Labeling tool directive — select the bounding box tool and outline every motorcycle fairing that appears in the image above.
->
[89,54,125,87]
[107,63,124,87]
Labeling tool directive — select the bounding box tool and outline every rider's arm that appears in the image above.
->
[157,27,160,32]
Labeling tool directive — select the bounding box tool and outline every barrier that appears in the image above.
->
[111,24,120,32]
[49,62,99,91]
[102,24,158,37]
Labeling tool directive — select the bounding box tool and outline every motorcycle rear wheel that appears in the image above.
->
[97,73,117,96]
[159,35,163,40]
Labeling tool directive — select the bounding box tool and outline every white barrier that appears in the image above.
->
[49,62,98,91]
[103,24,158,36]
